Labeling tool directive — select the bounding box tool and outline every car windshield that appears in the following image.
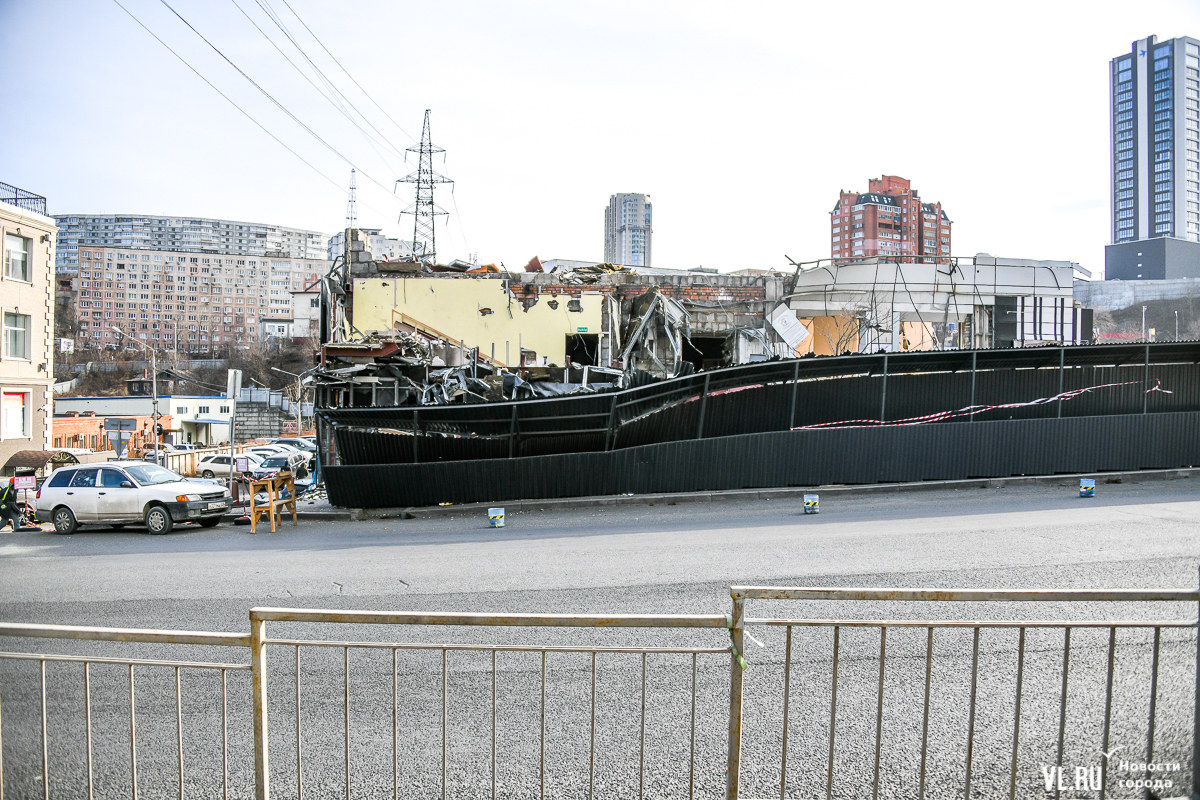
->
[122,464,184,486]
[262,457,289,468]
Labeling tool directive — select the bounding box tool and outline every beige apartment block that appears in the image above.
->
[73,248,330,352]
[0,187,57,463]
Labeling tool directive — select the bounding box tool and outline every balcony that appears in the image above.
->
[0,181,47,216]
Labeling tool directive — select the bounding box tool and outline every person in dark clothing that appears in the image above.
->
[0,478,23,531]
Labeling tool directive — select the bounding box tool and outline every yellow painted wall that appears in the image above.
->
[352,278,604,366]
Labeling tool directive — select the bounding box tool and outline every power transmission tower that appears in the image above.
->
[398,110,452,263]
[345,168,357,229]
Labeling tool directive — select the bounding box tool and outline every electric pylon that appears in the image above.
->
[345,168,357,229]
[398,110,453,264]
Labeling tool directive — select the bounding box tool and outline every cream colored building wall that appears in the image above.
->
[0,201,56,459]
[352,278,604,366]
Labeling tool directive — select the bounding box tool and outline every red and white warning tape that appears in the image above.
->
[792,379,1172,430]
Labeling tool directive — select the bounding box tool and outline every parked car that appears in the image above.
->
[36,463,231,535]
[171,443,199,452]
[196,452,264,479]
[250,452,309,479]
[271,437,316,453]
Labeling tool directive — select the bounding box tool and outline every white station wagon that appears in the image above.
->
[36,463,232,535]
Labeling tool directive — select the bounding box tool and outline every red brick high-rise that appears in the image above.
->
[830,175,951,261]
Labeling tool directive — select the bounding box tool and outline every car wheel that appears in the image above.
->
[201,470,216,479]
[52,506,78,535]
[198,517,222,528]
[145,505,173,535]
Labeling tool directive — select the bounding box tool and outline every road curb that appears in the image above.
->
[343,467,1199,521]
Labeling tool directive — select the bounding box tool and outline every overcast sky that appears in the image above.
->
[3,1,1199,275]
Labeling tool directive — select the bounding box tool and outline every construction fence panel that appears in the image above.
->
[322,410,1200,509]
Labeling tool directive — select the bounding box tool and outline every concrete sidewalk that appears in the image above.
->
[340,466,1198,521]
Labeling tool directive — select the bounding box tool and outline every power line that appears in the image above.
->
[109,0,343,194]
[252,0,412,157]
[155,0,398,200]
[275,0,416,143]
[227,0,406,165]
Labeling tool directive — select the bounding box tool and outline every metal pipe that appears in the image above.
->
[250,616,269,800]
[175,667,184,800]
[1055,628,1071,800]
[970,350,977,422]
[130,664,139,800]
[590,652,597,800]
[964,627,980,799]
[826,627,840,800]
[1147,626,1161,761]
[1009,628,1026,800]
[1193,567,1200,800]
[252,608,730,627]
[779,626,792,800]
[1143,343,1150,414]
[734,587,1200,602]
[540,650,546,800]
[1100,627,1116,798]
[443,648,449,800]
[297,647,304,800]
[639,652,647,800]
[345,647,351,800]
[697,374,711,439]
[84,663,93,800]
[871,628,886,800]
[0,622,251,647]
[222,669,228,800]
[788,361,800,430]
[508,405,517,459]
[412,409,420,463]
[689,652,697,800]
[492,649,498,800]
[40,660,48,800]
[727,591,746,800]
[1057,347,1065,418]
[918,628,932,800]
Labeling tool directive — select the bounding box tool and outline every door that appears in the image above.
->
[96,469,141,522]
[64,468,102,521]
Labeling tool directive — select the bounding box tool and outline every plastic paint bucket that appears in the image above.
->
[1079,479,1095,498]
[803,494,820,514]
[488,507,505,527]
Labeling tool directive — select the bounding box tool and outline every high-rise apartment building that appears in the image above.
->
[70,247,330,352]
[603,194,652,267]
[53,214,327,275]
[1105,35,1200,280]
[830,176,951,261]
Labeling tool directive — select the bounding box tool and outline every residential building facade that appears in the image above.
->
[0,184,56,462]
[603,193,652,267]
[1106,35,1200,279]
[326,229,415,262]
[53,214,327,275]
[70,247,332,351]
[830,176,951,261]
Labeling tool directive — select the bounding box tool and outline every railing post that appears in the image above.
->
[879,354,888,423]
[1192,566,1199,800]
[697,374,711,440]
[727,589,746,800]
[788,360,800,430]
[412,409,420,464]
[1143,343,1150,415]
[604,395,618,452]
[250,611,270,800]
[1057,347,1064,418]
[969,349,977,423]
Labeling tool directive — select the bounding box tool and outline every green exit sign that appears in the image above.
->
[577,327,588,333]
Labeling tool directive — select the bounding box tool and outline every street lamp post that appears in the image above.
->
[111,327,160,466]
[1142,306,1147,342]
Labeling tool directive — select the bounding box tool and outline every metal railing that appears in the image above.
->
[0,622,250,800]
[0,182,47,216]
[0,586,1197,799]
[729,586,1200,800]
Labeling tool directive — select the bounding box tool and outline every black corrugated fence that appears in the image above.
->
[324,411,1200,508]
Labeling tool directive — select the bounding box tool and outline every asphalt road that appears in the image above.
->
[0,480,1197,799]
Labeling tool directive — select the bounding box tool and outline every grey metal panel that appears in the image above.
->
[324,411,1200,508]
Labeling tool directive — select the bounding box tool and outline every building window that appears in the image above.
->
[2,392,27,438]
[220,405,230,414]
[4,234,30,282]
[198,406,209,413]
[4,313,29,360]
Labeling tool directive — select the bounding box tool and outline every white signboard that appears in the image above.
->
[767,305,811,349]
[235,457,250,474]
[14,475,36,490]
